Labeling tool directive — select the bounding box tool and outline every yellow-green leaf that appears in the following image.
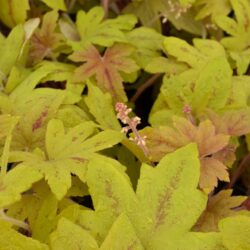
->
[50,218,98,250]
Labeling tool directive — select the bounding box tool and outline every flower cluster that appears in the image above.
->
[115,102,148,156]
[168,0,191,19]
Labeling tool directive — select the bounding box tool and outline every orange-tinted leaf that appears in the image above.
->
[141,117,230,191]
[199,158,229,191]
[69,44,139,102]
[29,10,64,64]
[196,120,229,157]
[194,190,246,232]
[207,108,250,136]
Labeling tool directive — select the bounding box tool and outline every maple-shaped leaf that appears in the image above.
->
[215,0,250,74]
[140,117,230,191]
[150,40,232,122]
[29,10,64,65]
[69,44,139,102]
[69,6,137,50]
[76,144,224,249]
[194,189,246,232]
[9,119,123,200]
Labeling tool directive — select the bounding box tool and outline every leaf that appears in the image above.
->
[0,0,30,28]
[194,190,246,232]
[11,89,65,151]
[40,0,66,11]
[0,220,48,250]
[191,57,232,113]
[0,164,42,208]
[124,0,203,34]
[199,158,229,191]
[79,157,137,242]
[100,214,144,250]
[70,43,139,102]
[164,37,227,69]
[195,0,231,21]
[11,119,123,200]
[32,193,58,243]
[140,118,230,191]
[135,144,221,249]
[207,108,250,136]
[85,82,121,130]
[29,10,64,64]
[126,27,164,68]
[50,218,98,250]
[145,56,188,75]
[215,0,250,52]
[219,215,250,250]
[0,25,25,78]
[71,6,137,49]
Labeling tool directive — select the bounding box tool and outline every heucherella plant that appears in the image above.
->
[0,0,249,249]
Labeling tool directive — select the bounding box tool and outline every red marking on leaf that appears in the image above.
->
[69,44,139,101]
[32,110,48,132]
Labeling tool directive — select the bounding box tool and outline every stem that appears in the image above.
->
[227,153,250,189]
[128,119,149,157]
[130,74,162,103]
[101,0,109,18]
[0,209,30,232]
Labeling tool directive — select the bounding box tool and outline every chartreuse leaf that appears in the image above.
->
[124,0,203,34]
[0,25,25,80]
[70,6,136,49]
[100,213,144,250]
[32,192,58,243]
[29,10,64,64]
[194,190,246,232]
[10,89,65,151]
[135,144,223,249]
[126,27,164,68]
[0,164,42,208]
[0,0,29,28]
[85,82,121,130]
[192,57,232,113]
[76,157,136,243]
[70,43,139,102]
[164,37,226,69]
[0,220,48,250]
[10,119,123,200]
[40,0,66,11]
[219,215,250,250]
[215,0,250,74]
[50,218,99,250]
[153,38,232,120]
[195,0,231,21]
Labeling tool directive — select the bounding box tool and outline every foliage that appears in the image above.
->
[0,0,249,249]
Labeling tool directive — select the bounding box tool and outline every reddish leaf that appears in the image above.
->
[69,43,139,102]
[207,108,250,136]
[29,10,64,64]
[194,190,246,231]
[199,158,229,190]
[141,117,230,191]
